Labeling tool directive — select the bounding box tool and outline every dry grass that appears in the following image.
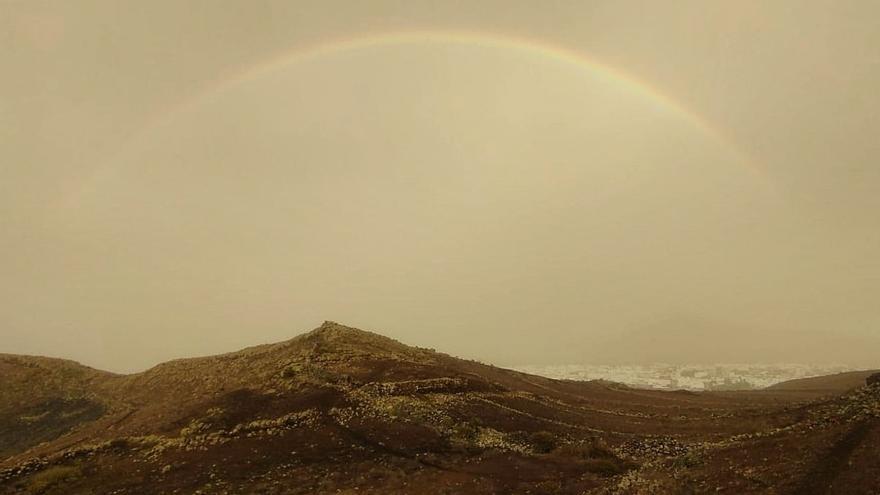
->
[27,465,82,494]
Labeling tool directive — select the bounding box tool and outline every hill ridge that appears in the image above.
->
[2,322,879,494]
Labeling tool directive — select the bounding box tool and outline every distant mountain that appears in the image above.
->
[1,321,878,494]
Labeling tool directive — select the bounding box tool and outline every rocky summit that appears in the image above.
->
[1,322,879,494]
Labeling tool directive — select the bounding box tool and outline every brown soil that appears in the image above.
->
[1,321,878,494]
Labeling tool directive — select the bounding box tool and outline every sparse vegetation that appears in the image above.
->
[529,430,559,453]
[0,397,106,459]
[554,438,616,460]
[1,322,878,494]
[583,458,631,476]
[671,450,703,469]
[26,465,82,494]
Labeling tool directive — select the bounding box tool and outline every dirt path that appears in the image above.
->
[791,420,874,495]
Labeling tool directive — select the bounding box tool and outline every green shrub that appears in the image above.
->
[27,465,82,493]
[672,451,703,469]
[583,458,629,476]
[529,430,558,453]
[452,421,479,441]
[555,439,617,460]
[106,438,129,450]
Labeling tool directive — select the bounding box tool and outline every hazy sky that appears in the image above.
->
[2,1,879,372]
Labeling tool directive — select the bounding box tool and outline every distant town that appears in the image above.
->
[511,363,857,391]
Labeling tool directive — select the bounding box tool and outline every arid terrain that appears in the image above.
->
[1,322,878,494]
[512,363,861,391]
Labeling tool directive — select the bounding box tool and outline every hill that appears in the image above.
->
[767,370,880,393]
[0,354,117,460]
[1,321,878,494]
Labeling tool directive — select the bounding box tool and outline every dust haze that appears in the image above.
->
[2,1,879,372]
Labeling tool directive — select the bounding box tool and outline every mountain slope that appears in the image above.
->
[767,370,880,393]
[1,322,878,494]
[0,354,116,459]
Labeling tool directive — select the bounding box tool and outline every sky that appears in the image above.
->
[2,1,879,372]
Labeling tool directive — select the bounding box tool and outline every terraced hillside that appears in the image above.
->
[1,322,878,494]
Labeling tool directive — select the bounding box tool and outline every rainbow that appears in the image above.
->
[74,30,767,203]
